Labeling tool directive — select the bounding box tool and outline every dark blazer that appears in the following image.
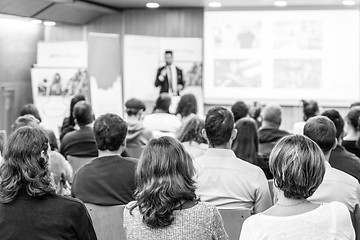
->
[71,155,137,206]
[60,126,98,158]
[155,65,184,94]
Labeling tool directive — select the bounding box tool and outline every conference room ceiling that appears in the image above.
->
[0,0,357,25]
[86,0,360,9]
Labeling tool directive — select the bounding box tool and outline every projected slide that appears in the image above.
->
[204,10,359,105]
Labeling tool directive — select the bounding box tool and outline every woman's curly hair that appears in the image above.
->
[0,126,55,203]
[177,115,206,144]
[130,136,198,228]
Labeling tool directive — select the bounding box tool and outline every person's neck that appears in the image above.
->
[323,150,331,162]
[261,121,280,130]
[126,116,141,124]
[276,191,307,205]
[154,109,168,114]
[98,148,123,157]
[79,122,93,129]
[343,129,359,141]
[209,142,232,150]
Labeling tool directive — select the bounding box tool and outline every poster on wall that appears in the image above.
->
[124,35,204,115]
[31,68,90,137]
[37,41,88,68]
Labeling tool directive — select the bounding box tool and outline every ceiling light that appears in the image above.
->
[43,21,56,27]
[146,2,160,8]
[273,0,288,7]
[342,0,356,5]
[208,2,222,7]
[30,19,43,24]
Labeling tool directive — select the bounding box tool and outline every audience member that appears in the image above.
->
[322,110,360,182]
[177,115,208,158]
[124,137,228,240]
[19,103,42,122]
[240,135,355,240]
[232,117,273,179]
[125,98,152,150]
[0,127,96,240]
[72,114,137,205]
[175,93,198,122]
[258,103,290,160]
[350,102,360,109]
[293,100,319,134]
[249,101,262,128]
[343,107,360,158]
[60,101,98,158]
[143,95,181,137]
[49,151,73,196]
[195,107,272,212]
[304,116,360,211]
[13,115,56,150]
[231,101,248,122]
[60,95,86,140]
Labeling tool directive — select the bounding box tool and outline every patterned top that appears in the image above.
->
[123,201,229,240]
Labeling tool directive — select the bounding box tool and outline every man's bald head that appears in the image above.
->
[304,116,336,153]
[261,103,282,128]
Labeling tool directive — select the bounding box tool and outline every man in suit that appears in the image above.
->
[155,50,184,95]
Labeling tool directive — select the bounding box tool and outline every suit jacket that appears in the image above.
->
[155,65,184,94]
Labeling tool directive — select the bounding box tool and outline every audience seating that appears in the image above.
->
[268,179,275,204]
[67,156,93,182]
[85,203,126,240]
[218,208,251,240]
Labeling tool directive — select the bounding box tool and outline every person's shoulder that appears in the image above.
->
[50,194,88,213]
[330,166,358,184]
[323,202,350,216]
[119,156,138,165]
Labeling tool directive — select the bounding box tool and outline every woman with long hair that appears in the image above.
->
[177,115,208,158]
[232,118,272,179]
[176,94,198,122]
[240,135,354,240]
[124,137,228,240]
[60,94,86,140]
[0,127,96,240]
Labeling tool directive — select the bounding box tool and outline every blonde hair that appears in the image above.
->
[269,135,325,199]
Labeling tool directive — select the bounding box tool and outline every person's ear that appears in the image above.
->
[332,138,338,150]
[231,128,238,141]
[202,129,209,143]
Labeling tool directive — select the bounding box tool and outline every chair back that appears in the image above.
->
[218,208,251,240]
[67,156,93,182]
[85,203,126,240]
[268,179,275,204]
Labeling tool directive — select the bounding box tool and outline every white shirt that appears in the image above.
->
[194,148,272,213]
[181,141,208,159]
[308,161,360,212]
[240,202,355,240]
[142,113,181,138]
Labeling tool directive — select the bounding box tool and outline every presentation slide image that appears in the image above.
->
[273,21,322,50]
[214,59,262,88]
[273,59,321,89]
[213,21,262,50]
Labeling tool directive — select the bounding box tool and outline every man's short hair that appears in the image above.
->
[165,50,173,55]
[303,116,336,153]
[73,101,93,127]
[261,103,282,126]
[205,107,234,147]
[270,135,326,199]
[12,114,39,131]
[231,101,248,122]
[321,110,344,139]
[94,114,128,151]
[350,101,360,109]
[154,95,171,113]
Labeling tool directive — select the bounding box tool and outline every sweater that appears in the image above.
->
[124,201,228,240]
